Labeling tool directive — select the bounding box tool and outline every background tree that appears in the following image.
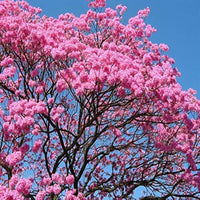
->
[0,0,200,199]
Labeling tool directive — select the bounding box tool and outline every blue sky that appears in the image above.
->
[25,0,200,198]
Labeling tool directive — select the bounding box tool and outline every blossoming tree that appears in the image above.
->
[0,0,200,199]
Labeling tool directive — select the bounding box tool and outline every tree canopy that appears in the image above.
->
[0,0,200,199]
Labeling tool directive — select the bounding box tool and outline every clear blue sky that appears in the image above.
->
[25,0,200,198]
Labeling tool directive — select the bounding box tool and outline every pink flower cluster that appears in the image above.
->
[15,178,32,195]
[0,185,25,200]
[64,190,85,200]
[6,151,22,166]
[32,139,42,153]
[0,177,32,199]
[36,191,46,200]
[2,99,47,139]
[89,0,106,8]
[37,174,75,198]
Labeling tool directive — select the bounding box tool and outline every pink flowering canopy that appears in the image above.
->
[0,0,200,199]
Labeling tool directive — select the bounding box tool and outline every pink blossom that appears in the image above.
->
[52,173,62,183]
[53,184,61,194]
[3,66,16,77]
[78,193,86,200]
[89,0,106,8]
[52,113,60,122]
[41,177,52,186]
[9,175,19,188]
[51,48,66,60]
[64,189,77,200]
[138,7,150,18]
[0,186,25,200]
[36,191,46,200]
[36,101,46,113]
[35,85,44,94]
[79,71,89,83]
[29,80,37,87]
[0,74,5,81]
[31,69,39,77]
[32,128,39,135]
[56,79,67,93]
[6,151,22,166]
[0,57,14,66]
[116,4,127,16]
[32,139,42,153]
[48,97,54,104]
[117,87,126,97]
[46,185,53,194]
[159,43,169,51]
[143,53,152,64]
[16,178,32,195]
[65,175,74,185]
[145,24,156,37]
[75,86,85,96]
[15,89,21,96]
[113,127,121,137]
[20,144,30,154]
